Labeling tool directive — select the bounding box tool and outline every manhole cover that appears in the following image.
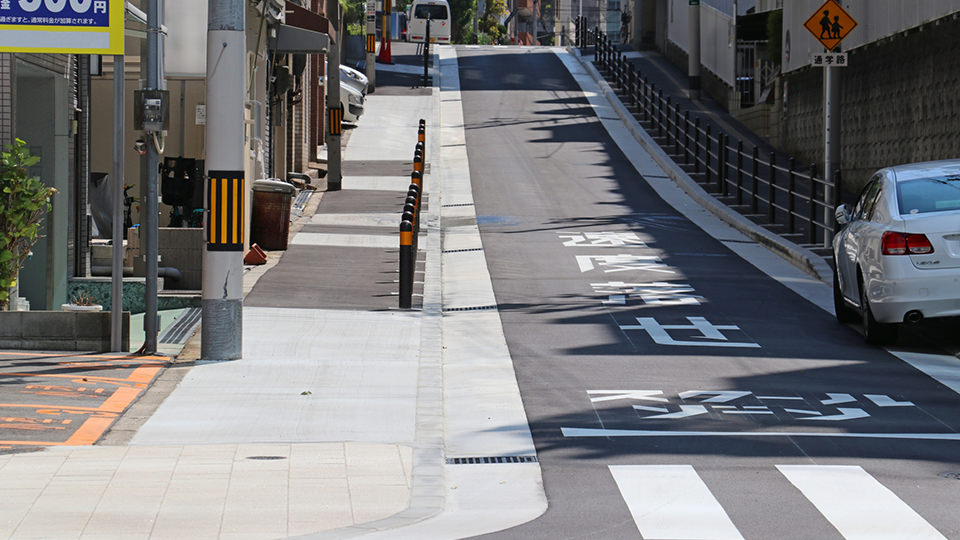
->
[246,455,287,461]
[939,472,960,480]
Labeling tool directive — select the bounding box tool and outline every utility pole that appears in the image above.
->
[143,0,161,354]
[366,0,376,91]
[202,0,245,360]
[326,0,342,190]
[687,0,700,99]
[111,55,124,352]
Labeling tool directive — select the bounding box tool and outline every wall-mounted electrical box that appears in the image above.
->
[134,89,170,132]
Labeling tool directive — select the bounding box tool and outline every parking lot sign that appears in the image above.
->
[0,0,125,54]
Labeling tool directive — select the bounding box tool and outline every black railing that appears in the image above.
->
[591,30,837,248]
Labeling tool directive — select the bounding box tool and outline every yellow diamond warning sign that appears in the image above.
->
[804,0,858,51]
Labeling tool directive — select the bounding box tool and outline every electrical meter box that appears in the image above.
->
[134,89,170,132]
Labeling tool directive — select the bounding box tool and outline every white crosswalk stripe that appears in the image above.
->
[778,465,947,540]
[610,464,947,540]
[609,465,744,540]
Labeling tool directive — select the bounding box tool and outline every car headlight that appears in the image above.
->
[348,93,362,105]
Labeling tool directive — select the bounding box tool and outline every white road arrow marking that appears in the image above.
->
[821,393,856,405]
[785,409,823,416]
[679,390,752,403]
[865,394,915,407]
[633,405,669,413]
[799,408,869,421]
[587,390,667,403]
[640,405,708,419]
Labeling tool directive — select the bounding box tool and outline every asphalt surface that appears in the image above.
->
[457,46,960,540]
[0,352,168,452]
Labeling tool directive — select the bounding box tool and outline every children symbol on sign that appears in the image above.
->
[818,10,831,39]
[831,16,843,39]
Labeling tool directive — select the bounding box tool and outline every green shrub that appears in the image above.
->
[0,139,56,310]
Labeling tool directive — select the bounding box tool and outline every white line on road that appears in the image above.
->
[562,427,960,440]
[777,465,947,540]
[609,465,744,540]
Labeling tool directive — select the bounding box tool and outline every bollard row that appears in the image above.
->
[399,119,427,309]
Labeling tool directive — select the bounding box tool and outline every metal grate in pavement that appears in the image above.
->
[442,305,498,313]
[442,248,484,253]
[158,307,201,344]
[446,456,538,465]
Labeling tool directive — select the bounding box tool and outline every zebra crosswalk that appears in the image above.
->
[609,464,947,540]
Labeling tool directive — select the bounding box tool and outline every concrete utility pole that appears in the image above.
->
[687,0,700,99]
[366,0,376,91]
[111,56,124,352]
[143,0,161,354]
[202,0,246,360]
[326,0,342,190]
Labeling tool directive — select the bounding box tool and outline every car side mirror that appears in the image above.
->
[835,204,851,227]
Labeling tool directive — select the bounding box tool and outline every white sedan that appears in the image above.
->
[833,159,960,344]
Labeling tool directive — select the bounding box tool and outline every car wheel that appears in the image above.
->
[832,265,858,323]
[859,277,897,346]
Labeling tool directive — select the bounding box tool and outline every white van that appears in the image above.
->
[407,0,451,44]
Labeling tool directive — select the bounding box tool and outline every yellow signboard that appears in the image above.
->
[0,0,125,54]
[804,0,857,52]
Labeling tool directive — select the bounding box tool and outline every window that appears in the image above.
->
[853,178,881,221]
[414,4,448,19]
[897,175,960,215]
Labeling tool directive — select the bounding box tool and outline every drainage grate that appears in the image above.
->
[940,472,960,480]
[158,307,201,345]
[446,456,538,465]
[442,203,475,207]
[442,247,484,253]
[442,305,498,312]
[246,455,287,461]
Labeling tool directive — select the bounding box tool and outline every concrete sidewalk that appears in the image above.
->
[0,43,545,540]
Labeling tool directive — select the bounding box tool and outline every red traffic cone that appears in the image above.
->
[377,34,392,63]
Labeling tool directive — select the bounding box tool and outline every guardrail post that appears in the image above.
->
[684,111,692,165]
[768,151,777,222]
[399,219,413,309]
[736,140,744,206]
[719,134,728,195]
[787,157,796,234]
[704,124,712,184]
[693,117,701,174]
[807,163,817,245]
[751,146,759,214]
[672,105,681,156]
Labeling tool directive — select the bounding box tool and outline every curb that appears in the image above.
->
[569,48,834,285]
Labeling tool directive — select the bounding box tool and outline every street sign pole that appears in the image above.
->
[111,55,125,352]
[824,60,839,247]
[687,0,700,99]
[202,0,246,361]
[804,0,856,247]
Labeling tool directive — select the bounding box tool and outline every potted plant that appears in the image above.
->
[0,138,56,310]
[62,290,103,312]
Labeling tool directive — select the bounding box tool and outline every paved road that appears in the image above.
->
[456,46,960,540]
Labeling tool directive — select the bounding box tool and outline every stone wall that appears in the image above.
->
[782,15,960,196]
[0,311,129,352]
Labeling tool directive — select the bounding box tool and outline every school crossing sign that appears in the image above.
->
[803,0,857,52]
[0,0,125,54]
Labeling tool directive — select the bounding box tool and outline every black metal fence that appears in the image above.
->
[590,29,837,249]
